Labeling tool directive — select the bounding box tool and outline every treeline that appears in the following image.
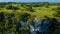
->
[0,2,60,7]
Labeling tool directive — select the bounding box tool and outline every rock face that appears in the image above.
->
[29,17,59,34]
[16,16,59,34]
[20,21,28,26]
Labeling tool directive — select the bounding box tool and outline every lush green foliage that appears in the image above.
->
[0,2,60,34]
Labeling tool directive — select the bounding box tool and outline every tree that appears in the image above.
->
[0,12,5,22]
[6,5,19,10]
[54,7,60,17]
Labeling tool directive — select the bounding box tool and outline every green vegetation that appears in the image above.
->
[0,2,60,34]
